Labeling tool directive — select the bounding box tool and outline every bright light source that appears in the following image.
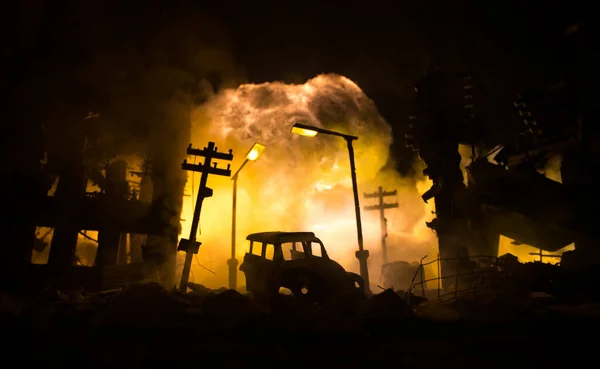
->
[291,125,319,137]
[245,143,266,161]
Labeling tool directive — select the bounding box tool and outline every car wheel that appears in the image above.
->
[347,272,365,293]
[284,270,328,304]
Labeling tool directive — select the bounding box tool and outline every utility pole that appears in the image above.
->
[178,142,233,292]
[364,186,398,264]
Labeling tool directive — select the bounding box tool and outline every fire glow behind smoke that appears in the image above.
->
[179,74,438,288]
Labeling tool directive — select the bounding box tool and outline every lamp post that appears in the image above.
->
[229,142,266,289]
[291,122,371,290]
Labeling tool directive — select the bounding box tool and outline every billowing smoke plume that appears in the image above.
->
[198,74,391,190]
[182,75,438,288]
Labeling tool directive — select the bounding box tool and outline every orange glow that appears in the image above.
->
[498,236,574,264]
[178,74,438,289]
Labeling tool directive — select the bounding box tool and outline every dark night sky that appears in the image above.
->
[3,0,594,99]
[1,0,597,174]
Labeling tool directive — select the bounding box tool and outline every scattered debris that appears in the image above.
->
[416,300,461,322]
[381,261,423,292]
[397,289,428,307]
[359,289,414,321]
[188,282,228,295]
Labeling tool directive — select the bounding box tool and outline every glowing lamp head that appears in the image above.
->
[245,143,266,161]
[291,123,319,138]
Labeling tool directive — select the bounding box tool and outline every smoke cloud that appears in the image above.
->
[15,1,246,162]
[181,75,438,288]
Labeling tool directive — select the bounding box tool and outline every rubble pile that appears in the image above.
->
[2,282,600,366]
[1,283,427,340]
[3,282,598,332]
[493,259,600,302]
[358,289,415,331]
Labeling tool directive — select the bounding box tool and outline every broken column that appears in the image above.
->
[129,162,153,263]
[408,68,476,289]
[48,147,88,270]
[96,159,129,267]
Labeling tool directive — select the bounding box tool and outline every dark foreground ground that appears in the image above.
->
[1,284,598,368]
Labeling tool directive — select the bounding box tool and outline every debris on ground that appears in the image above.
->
[0,279,597,336]
[355,288,416,335]
[0,279,599,368]
[396,289,428,307]
[380,261,423,291]
[415,300,461,322]
[188,282,228,295]
[359,288,414,320]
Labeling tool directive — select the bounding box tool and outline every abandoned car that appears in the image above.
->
[239,231,365,302]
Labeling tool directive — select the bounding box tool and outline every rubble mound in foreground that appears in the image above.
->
[2,283,600,367]
[2,282,600,333]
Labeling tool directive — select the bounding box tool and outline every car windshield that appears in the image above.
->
[280,241,323,260]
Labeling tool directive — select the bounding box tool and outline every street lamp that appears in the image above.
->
[291,122,371,290]
[229,142,266,289]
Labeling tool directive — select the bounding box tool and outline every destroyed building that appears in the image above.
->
[0,111,187,294]
[405,57,600,290]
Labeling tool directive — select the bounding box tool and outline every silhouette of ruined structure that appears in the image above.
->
[406,64,600,289]
[0,115,183,294]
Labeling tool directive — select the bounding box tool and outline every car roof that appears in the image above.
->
[246,231,320,244]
